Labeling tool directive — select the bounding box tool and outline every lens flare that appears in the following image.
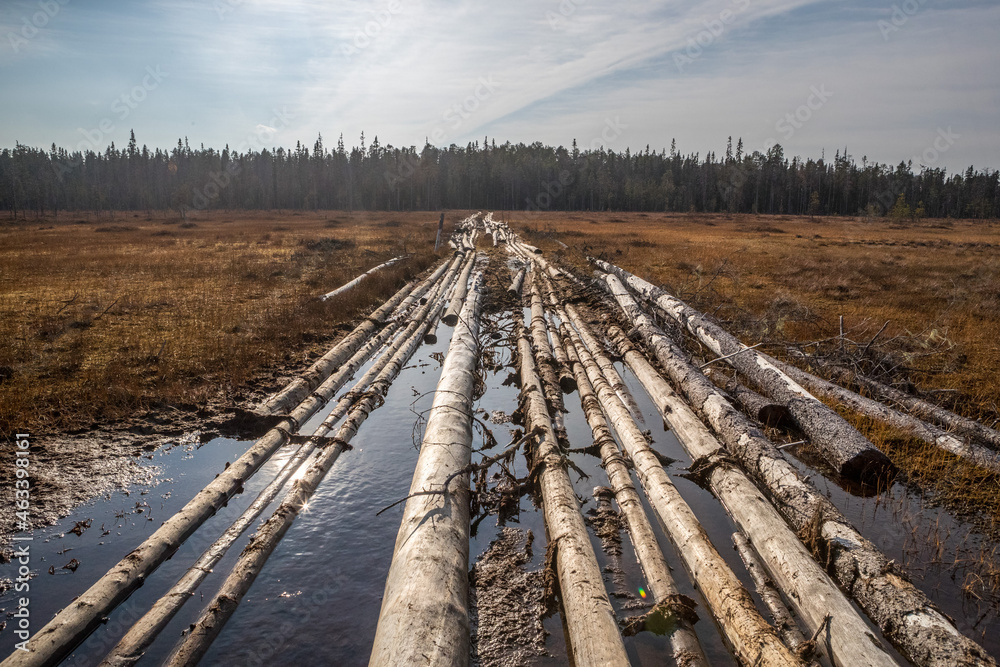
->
[639,587,647,599]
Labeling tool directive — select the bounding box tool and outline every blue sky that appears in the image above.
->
[1,0,997,172]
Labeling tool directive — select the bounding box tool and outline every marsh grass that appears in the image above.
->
[0,210,450,434]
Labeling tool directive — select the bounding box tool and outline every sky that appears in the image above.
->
[1,0,997,173]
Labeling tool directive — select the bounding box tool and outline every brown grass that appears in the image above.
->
[0,210,459,435]
[517,211,1000,420]
[515,211,1000,536]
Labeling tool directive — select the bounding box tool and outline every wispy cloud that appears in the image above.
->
[0,0,997,171]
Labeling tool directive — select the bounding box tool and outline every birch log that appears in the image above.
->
[369,274,484,666]
[597,283,996,666]
[556,307,802,667]
[732,533,810,656]
[514,320,630,667]
[163,261,455,667]
[507,266,527,298]
[594,260,894,482]
[528,277,567,410]
[705,369,793,428]
[1,307,412,667]
[560,331,708,667]
[320,255,408,301]
[601,327,899,667]
[764,357,1000,475]
[545,312,577,393]
[441,251,477,325]
[829,365,1000,452]
[393,253,459,319]
[99,311,411,666]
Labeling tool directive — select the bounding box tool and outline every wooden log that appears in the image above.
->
[392,253,459,319]
[424,308,442,344]
[594,260,895,482]
[764,357,1000,475]
[369,274,485,666]
[551,301,643,424]
[97,314,412,666]
[319,255,408,301]
[554,303,801,667]
[544,312,577,393]
[527,276,567,411]
[597,289,996,666]
[100,442,318,666]
[162,259,456,667]
[705,368,793,428]
[514,318,630,667]
[560,329,708,667]
[603,330,899,667]
[731,533,810,656]
[507,266,527,298]
[441,252,478,325]
[829,365,1000,452]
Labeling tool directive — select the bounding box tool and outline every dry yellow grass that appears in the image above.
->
[0,210,454,435]
[517,211,1000,419]
[514,211,1000,535]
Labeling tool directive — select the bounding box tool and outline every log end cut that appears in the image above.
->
[841,449,897,486]
[559,374,578,394]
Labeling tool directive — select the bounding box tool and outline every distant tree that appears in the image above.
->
[808,191,821,217]
[889,193,911,220]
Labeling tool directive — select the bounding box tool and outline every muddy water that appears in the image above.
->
[0,309,996,665]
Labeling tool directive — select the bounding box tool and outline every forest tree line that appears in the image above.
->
[2,131,998,218]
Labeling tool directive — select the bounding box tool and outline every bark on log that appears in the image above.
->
[100,440,319,666]
[706,369,794,429]
[162,261,456,667]
[830,365,1000,452]
[603,331,898,667]
[561,302,643,424]
[528,276,568,411]
[514,319,630,667]
[369,273,485,667]
[731,533,811,656]
[393,252,459,318]
[545,311,577,393]
[556,304,801,667]
[560,330,708,667]
[320,255,408,301]
[96,306,417,666]
[424,308,442,344]
[594,260,894,482]
[507,266,527,298]
[596,286,996,666]
[441,251,478,326]
[765,357,1000,475]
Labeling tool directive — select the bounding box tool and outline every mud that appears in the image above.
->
[470,527,547,667]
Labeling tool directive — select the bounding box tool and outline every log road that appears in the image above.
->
[5,212,996,666]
